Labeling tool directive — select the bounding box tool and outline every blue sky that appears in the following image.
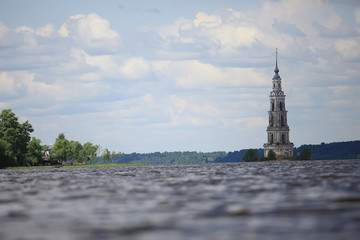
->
[1,0,359,153]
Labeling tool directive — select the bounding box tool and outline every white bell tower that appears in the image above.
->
[264,49,294,158]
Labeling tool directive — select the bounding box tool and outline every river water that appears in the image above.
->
[1,160,360,240]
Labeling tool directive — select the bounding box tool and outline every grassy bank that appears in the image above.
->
[5,163,147,169]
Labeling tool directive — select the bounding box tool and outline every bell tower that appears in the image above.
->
[264,49,294,158]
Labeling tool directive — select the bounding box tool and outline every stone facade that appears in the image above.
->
[264,50,294,158]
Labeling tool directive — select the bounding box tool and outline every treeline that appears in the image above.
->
[93,151,228,165]
[213,149,267,163]
[92,149,274,165]
[294,141,360,160]
[0,109,106,168]
[0,109,36,168]
[92,139,360,165]
[2,109,359,168]
[47,133,100,164]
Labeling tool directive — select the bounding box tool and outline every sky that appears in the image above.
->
[0,0,359,153]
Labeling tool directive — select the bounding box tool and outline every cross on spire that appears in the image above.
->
[273,48,280,79]
[276,48,278,69]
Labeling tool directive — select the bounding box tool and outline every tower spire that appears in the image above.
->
[276,48,278,69]
[274,48,280,79]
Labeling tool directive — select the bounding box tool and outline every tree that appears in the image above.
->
[298,147,311,160]
[57,133,65,140]
[111,151,117,159]
[243,149,259,162]
[101,150,118,162]
[51,133,70,163]
[267,150,276,160]
[80,142,98,164]
[26,137,43,166]
[69,140,83,163]
[0,109,34,167]
[258,156,267,161]
[0,139,12,168]
[102,148,111,162]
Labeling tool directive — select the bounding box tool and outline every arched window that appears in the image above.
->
[270,134,274,144]
[281,115,284,126]
[282,133,286,143]
[271,102,274,111]
[270,115,274,126]
[279,102,283,111]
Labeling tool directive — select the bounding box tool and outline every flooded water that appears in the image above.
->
[1,159,360,240]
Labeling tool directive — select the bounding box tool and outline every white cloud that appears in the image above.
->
[0,22,8,37]
[16,25,34,33]
[58,13,122,53]
[335,39,360,59]
[144,2,349,61]
[36,24,54,37]
[151,9,262,57]
[0,22,63,58]
[194,12,222,28]
[152,60,267,89]
[121,57,150,79]
[0,68,113,118]
[250,0,352,56]
[1,1,360,152]
[168,95,220,128]
[58,24,69,37]
[0,71,60,110]
[155,17,192,39]
[355,8,360,24]
[222,117,267,129]
[77,13,119,39]
[0,71,41,99]
[0,72,18,98]
[84,53,119,75]
[14,25,37,49]
[84,53,150,80]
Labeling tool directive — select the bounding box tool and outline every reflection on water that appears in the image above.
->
[1,160,360,240]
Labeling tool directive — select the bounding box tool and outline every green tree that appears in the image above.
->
[267,150,276,160]
[0,109,34,167]
[243,149,259,162]
[42,144,49,151]
[69,140,83,163]
[57,133,65,140]
[51,133,70,163]
[25,137,43,166]
[102,148,111,162]
[101,149,118,162]
[80,142,98,164]
[0,139,12,168]
[258,156,267,161]
[298,147,311,160]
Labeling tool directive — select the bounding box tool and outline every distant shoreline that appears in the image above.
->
[4,159,360,170]
[4,163,147,170]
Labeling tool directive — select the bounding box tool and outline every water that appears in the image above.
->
[1,160,360,240]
